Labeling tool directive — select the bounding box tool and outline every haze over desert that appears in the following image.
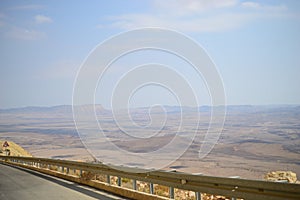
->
[1,104,299,180]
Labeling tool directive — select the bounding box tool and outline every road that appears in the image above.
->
[0,164,127,200]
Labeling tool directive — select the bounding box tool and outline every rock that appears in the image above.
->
[265,171,297,183]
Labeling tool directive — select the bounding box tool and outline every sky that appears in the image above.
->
[0,0,300,109]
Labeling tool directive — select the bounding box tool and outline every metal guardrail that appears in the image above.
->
[1,156,300,200]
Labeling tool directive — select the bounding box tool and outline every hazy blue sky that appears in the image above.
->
[0,0,300,108]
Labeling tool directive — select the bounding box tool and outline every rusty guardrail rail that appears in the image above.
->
[1,156,300,200]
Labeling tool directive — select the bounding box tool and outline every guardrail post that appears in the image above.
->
[80,170,83,177]
[107,175,111,184]
[62,166,64,173]
[169,187,174,199]
[66,167,69,174]
[196,192,202,200]
[117,177,121,187]
[133,180,137,190]
[150,183,154,194]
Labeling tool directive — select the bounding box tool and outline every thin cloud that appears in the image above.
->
[0,12,51,40]
[35,15,53,24]
[241,1,261,9]
[154,0,238,15]
[108,13,255,33]
[9,4,45,11]
[6,26,46,40]
[241,1,288,12]
[100,0,289,33]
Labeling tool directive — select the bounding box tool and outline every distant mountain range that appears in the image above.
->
[0,104,300,114]
[1,104,299,115]
[0,104,107,115]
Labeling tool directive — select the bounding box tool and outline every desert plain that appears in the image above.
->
[0,105,299,180]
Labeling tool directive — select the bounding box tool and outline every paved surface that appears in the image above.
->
[0,164,127,200]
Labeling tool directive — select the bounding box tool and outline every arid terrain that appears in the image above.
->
[0,105,299,180]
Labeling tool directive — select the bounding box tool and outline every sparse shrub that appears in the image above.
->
[80,171,96,181]
[154,184,169,197]
[122,177,130,184]
[94,174,107,182]
[49,165,58,171]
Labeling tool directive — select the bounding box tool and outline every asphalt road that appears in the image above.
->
[0,164,127,200]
